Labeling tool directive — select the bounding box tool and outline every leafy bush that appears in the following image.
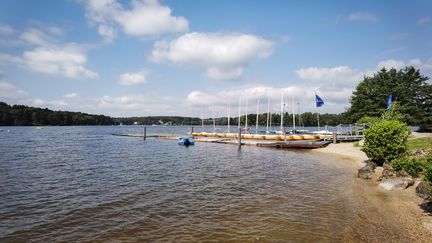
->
[391,156,427,176]
[362,120,411,165]
[356,116,381,126]
[425,167,432,183]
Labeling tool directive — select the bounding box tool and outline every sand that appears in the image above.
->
[314,142,432,242]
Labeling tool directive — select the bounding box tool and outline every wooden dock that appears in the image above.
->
[112,132,332,149]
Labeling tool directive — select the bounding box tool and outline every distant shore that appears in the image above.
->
[314,139,432,241]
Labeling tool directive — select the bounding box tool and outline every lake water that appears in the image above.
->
[0,126,383,241]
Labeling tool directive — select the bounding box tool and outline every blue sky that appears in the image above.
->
[0,0,431,117]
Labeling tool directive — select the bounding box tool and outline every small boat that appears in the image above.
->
[178,137,195,146]
[312,130,333,135]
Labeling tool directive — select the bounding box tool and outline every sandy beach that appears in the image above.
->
[314,141,432,242]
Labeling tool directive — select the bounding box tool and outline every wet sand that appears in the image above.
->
[315,142,432,242]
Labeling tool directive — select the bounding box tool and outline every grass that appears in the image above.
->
[407,137,432,152]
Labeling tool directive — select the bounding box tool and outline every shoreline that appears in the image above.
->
[314,142,432,241]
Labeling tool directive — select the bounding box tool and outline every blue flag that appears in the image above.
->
[316,95,324,107]
[386,94,392,110]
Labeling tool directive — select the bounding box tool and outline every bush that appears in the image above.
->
[357,116,380,126]
[391,156,427,176]
[425,167,432,183]
[362,120,411,165]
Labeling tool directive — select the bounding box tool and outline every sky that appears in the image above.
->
[0,0,431,118]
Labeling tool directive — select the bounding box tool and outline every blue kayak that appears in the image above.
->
[178,137,195,146]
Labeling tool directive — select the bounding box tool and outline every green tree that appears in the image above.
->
[347,66,431,125]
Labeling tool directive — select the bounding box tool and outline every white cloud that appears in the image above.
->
[0,24,14,35]
[28,98,68,108]
[0,81,28,99]
[0,27,98,80]
[84,0,188,40]
[64,92,79,98]
[417,17,430,26]
[0,46,98,79]
[150,32,274,80]
[186,84,352,115]
[347,12,378,22]
[295,66,366,87]
[295,57,432,89]
[376,58,432,71]
[19,28,55,46]
[95,94,180,116]
[118,70,149,85]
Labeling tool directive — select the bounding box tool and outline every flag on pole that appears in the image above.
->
[315,94,324,107]
[386,94,392,110]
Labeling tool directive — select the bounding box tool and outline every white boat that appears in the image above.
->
[312,130,333,135]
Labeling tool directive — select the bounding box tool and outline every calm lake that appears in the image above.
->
[0,126,381,241]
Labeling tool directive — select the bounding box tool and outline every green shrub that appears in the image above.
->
[362,120,411,165]
[425,167,432,183]
[391,156,427,176]
[357,116,380,126]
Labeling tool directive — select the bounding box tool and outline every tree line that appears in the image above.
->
[0,101,347,127]
[0,102,114,126]
[103,112,348,126]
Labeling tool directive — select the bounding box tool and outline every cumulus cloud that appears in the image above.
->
[19,28,56,46]
[347,12,378,22]
[0,45,98,79]
[118,70,149,85]
[0,27,98,80]
[28,98,68,108]
[295,66,365,87]
[95,94,181,116]
[376,58,432,71]
[84,0,189,40]
[186,84,353,115]
[185,57,432,115]
[0,24,14,35]
[0,81,28,99]
[150,32,274,80]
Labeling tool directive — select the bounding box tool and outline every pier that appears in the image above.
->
[112,123,365,149]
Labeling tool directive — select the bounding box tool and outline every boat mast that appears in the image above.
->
[292,96,296,134]
[297,101,301,127]
[280,92,284,132]
[227,103,231,133]
[238,98,241,129]
[245,98,248,129]
[200,104,204,132]
[266,97,270,132]
[256,99,259,133]
[212,106,216,133]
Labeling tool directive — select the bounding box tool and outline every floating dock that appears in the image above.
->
[112,132,333,149]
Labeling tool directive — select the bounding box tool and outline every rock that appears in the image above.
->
[380,163,397,180]
[358,139,364,146]
[379,177,414,190]
[358,163,375,179]
[416,181,432,200]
